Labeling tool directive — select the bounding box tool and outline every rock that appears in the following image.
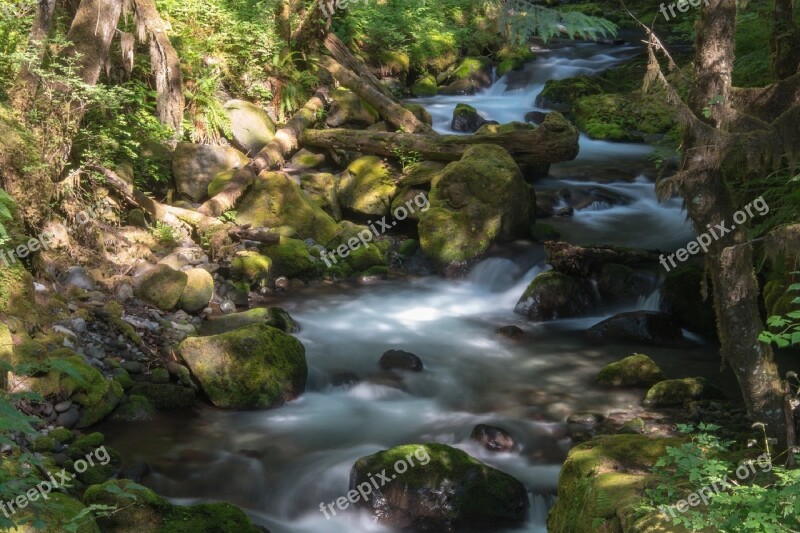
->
[64,266,95,291]
[150,368,171,384]
[201,307,297,336]
[439,78,481,96]
[337,156,398,216]
[402,103,433,126]
[644,378,724,406]
[350,443,528,531]
[331,372,360,387]
[419,144,532,271]
[451,103,489,133]
[555,206,574,217]
[172,143,248,202]
[56,407,80,429]
[586,311,684,344]
[54,400,73,413]
[514,271,595,321]
[116,282,135,301]
[84,480,261,532]
[470,424,518,452]
[129,383,196,410]
[524,111,549,125]
[379,349,423,372]
[573,92,672,142]
[236,170,339,245]
[410,74,437,97]
[261,237,320,279]
[660,264,716,337]
[223,99,275,154]
[291,148,326,170]
[11,493,101,533]
[300,172,340,220]
[398,161,445,187]
[326,88,379,129]
[596,354,666,388]
[230,250,272,283]
[475,121,535,135]
[535,76,603,111]
[595,264,651,303]
[127,208,148,227]
[446,56,493,90]
[496,46,535,77]
[398,239,418,257]
[135,264,189,311]
[179,324,307,409]
[111,395,156,422]
[179,268,215,313]
[495,325,525,339]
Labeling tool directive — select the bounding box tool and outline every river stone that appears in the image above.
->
[411,74,438,97]
[585,311,683,344]
[135,264,188,311]
[451,103,489,133]
[402,103,433,126]
[201,307,297,336]
[172,143,248,202]
[325,88,379,129]
[596,354,666,388]
[514,271,595,321]
[337,156,398,216]
[223,99,275,155]
[644,377,725,407]
[179,324,307,409]
[379,349,424,372]
[178,268,215,313]
[470,424,518,452]
[350,443,528,531]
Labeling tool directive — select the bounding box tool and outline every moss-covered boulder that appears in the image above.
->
[514,271,595,321]
[451,103,489,133]
[390,187,428,221]
[398,160,445,187]
[111,394,156,422]
[402,103,433,126]
[83,480,260,533]
[10,492,100,533]
[496,46,535,77]
[223,99,275,155]
[350,443,528,531]
[660,265,716,337]
[201,307,297,336]
[261,236,320,279]
[378,50,410,81]
[644,377,724,407]
[172,143,248,202]
[230,250,271,284]
[325,88,379,129]
[236,170,339,245]
[0,261,37,326]
[443,56,493,93]
[135,265,188,310]
[475,121,536,135]
[572,94,644,142]
[596,264,651,303]
[596,354,666,388]
[178,268,214,313]
[179,323,307,409]
[337,156,398,216]
[411,74,438,97]
[206,168,235,198]
[291,148,326,170]
[535,76,604,111]
[548,434,685,533]
[129,383,196,410]
[300,172,340,220]
[419,144,532,270]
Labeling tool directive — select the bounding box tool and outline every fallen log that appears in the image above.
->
[301,112,580,169]
[318,55,431,134]
[198,88,329,217]
[323,33,394,100]
[544,241,664,277]
[228,226,281,244]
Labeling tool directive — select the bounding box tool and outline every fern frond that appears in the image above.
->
[500,2,617,45]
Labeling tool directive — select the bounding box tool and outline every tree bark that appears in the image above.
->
[772,0,800,80]
[198,89,329,216]
[301,113,580,168]
[323,33,394,99]
[10,0,57,114]
[318,55,431,133]
[132,0,184,137]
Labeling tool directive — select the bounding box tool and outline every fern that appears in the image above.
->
[0,187,15,246]
[499,2,618,45]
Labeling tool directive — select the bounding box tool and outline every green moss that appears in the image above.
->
[178,324,307,409]
[644,378,723,406]
[111,367,133,390]
[496,46,535,77]
[536,76,604,110]
[200,307,297,335]
[344,244,386,272]
[49,427,74,444]
[378,50,410,79]
[67,432,104,459]
[596,354,666,388]
[129,383,196,410]
[398,239,418,257]
[451,56,491,80]
[207,169,236,198]
[402,103,433,126]
[338,156,397,216]
[179,269,214,313]
[361,265,389,278]
[111,395,155,422]
[0,261,37,325]
[134,265,189,311]
[262,237,320,279]
[79,379,124,428]
[11,492,100,533]
[32,435,57,453]
[475,121,536,135]
[411,74,438,97]
[230,250,272,281]
[150,368,170,384]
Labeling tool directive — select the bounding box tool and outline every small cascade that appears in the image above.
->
[467,257,521,292]
[637,289,662,311]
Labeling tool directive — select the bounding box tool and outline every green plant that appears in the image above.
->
[220,209,238,223]
[0,188,14,247]
[184,67,231,144]
[499,1,618,45]
[150,221,178,244]
[760,274,800,348]
[268,51,318,122]
[391,146,423,171]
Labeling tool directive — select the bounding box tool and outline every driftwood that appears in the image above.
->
[318,55,431,134]
[544,241,664,277]
[198,89,329,216]
[301,113,580,168]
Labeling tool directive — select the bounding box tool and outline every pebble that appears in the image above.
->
[52,325,77,338]
[116,283,134,301]
[56,407,80,428]
[54,400,73,413]
[86,345,105,359]
[70,318,87,333]
[219,300,236,314]
[121,361,143,374]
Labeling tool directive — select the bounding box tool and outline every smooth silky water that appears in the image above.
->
[100,41,728,532]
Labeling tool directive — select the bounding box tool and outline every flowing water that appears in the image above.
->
[101,41,725,532]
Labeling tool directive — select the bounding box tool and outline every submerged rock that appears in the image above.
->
[596,354,666,388]
[350,443,528,531]
[379,349,424,372]
[585,311,683,344]
[514,271,595,321]
[470,424,518,452]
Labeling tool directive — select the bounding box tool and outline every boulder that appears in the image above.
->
[419,144,532,270]
[398,160,445,187]
[445,56,493,91]
[585,311,684,344]
[475,121,536,135]
[470,424,518,452]
[451,103,489,133]
[596,354,666,388]
[595,264,651,303]
[300,172,340,220]
[201,307,297,336]
[179,324,307,409]
[325,88,379,129]
[411,74,438,97]
[230,250,271,284]
[524,111,549,125]
[12,493,101,533]
[535,76,604,111]
[223,99,275,154]
[379,349,423,372]
[291,148,327,170]
[644,377,724,406]
[262,236,320,279]
[350,443,528,531]
[337,156,398,216]
[172,143,248,202]
[496,46,535,77]
[514,271,595,321]
[179,268,214,313]
[236,171,339,245]
[402,103,433,126]
[135,264,188,310]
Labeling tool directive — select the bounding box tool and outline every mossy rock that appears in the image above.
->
[475,121,536,135]
[83,480,260,533]
[596,354,666,388]
[0,261,37,325]
[291,148,327,170]
[111,367,133,390]
[572,91,673,142]
[644,377,724,407]
[223,99,275,155]
[172,143,248,202]
[398,239,419,257]
[398,160,445,187]
[496,46,535,77]
[261,236,320,279]
[230,250,271,283]
[129,383,196,410]
[402,103,433,126]
[448,56,492,85]
[135,265,188,311]
[344,244,387,272]
[325,88,379,129]
[10,492,100,533]
[236,171,339,246]
[411,74,437,97]
[200,307,297,336]
[300,172,340,220]
[338,156,398,216]
[178,268,214,313]
[514,271,595,321]
[390,187,428,221]
[32,434,57,453]
[451,103,489,133]
[351,443,528,531]
[179,324,307,409]
[536,76,604,111]
[207,168,236,198]
[378,50,411,80]
[660,265,716,337]
[79,380,124,428]
[111,394,156,422]
[596,263,650,303]
[548,434,686,533]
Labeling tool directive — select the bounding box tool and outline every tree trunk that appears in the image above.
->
[682,0,788,449]
[64,0,123,86]
[772,0,800,80]
[301,113,580,169]
[323,33,394,99]
[10,0,57,114]
[198,89,329,216]
[318,55,431,133]
[133,0,184,137]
